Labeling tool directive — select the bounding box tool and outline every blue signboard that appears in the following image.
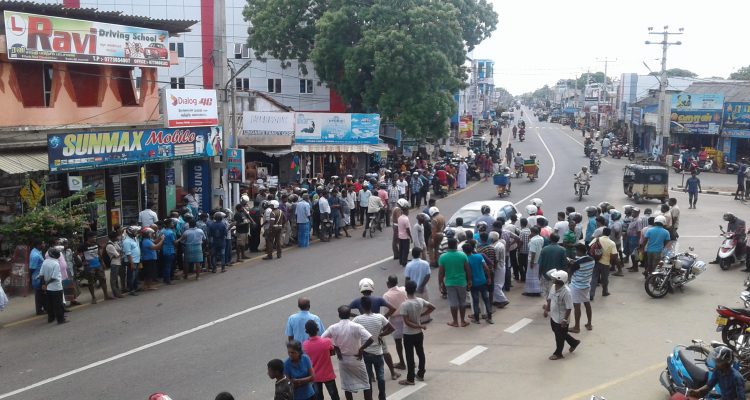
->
[186,159,212,213]
[724,102,750,138]
[631,107,642,126]
[48,126,223,172]
[295,113,380,144]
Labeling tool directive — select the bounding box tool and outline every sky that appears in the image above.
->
[472,0,748,96]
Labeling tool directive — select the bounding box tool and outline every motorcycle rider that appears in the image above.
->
[711,212,747,264]
[687,346,745,400]
[531,198,544,216]
[574,166,592,195]
[514,152,524,176]
[589,149,601,173]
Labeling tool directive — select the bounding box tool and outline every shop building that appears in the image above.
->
[0,3,198,243]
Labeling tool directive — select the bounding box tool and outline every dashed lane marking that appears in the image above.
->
[504,318,533,334]
[449,345,488,366]
[387,382,427,400]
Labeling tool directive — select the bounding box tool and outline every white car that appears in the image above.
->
[447,200,521,229]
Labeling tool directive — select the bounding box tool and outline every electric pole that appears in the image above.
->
[646,26,683,160]
[596,57,617,128]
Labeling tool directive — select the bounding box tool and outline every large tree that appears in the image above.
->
[649,68,698,78]
[244,0,498,139]
[729,66,750,80]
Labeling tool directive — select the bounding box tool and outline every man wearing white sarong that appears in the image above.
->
[322,305,375,400]
[492,233,509,307]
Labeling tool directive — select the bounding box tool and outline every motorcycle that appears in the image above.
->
[609,143,625,159]
[726,161,740,174]
[673,157,700,174]
[645,249,705,298]
[468,165,482,181]
[627,147,636,161]
[699,159,714,172]
[584,143,593,157]
[574,176,589,201]
[514,164,523,178]
[660,339,726,398]
[589,155,601,175]
[716,303,750,350]
[519,130,526,142]
[717,227,742,271]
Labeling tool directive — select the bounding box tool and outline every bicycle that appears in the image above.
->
[368,212,383,238]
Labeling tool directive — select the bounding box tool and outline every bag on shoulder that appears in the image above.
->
[102,242,114,268]
[588,238,604,261]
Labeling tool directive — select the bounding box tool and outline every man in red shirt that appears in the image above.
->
[302,320,340,400]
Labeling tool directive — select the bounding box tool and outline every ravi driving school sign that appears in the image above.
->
[4,11,170,67]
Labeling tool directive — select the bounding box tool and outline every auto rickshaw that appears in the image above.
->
[623,164,669,203]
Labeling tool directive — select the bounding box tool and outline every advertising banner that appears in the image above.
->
[48,126,223,172]
[4,11,170,67]
[226,148,245,183]
[459,115,473,139]
[240,111,294,146]
[631,107,642,126]
[294,113,380,144]
[723,102,750,137]
[671,93,724,111]
[670,110,722,135]
[186,160,211,213]
[164,89,218,128]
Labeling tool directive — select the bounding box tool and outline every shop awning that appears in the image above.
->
[291,143,390,153]
[244,147,293,157]
[0,150,49,175]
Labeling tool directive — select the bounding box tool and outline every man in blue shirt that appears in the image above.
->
[122,227,141,296]
[161,220,177,285]
[688,346,745,400]
[285,297,324,343]
[295,194,312,248]
[29,239,46,314]
[684,171,702,209]
[642,216,670,275]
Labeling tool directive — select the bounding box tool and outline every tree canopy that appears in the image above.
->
[649,68,698,78]
[244,0,498,139]
[729,66,750,80]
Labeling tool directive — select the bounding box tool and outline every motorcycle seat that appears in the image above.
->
[677,349,708,387]
[730,307,750,317]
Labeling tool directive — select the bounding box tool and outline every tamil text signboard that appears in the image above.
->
[295,113,380,144]
[48,126,223,172]
[163,89,218,128]
[4,11,170,67]
[671,93,724,135]
[723,102,750,138]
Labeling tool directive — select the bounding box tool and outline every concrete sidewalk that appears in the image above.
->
[670,169,741,196]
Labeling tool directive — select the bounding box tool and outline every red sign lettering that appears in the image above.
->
[27,16,96,53]
[145,130,197,145]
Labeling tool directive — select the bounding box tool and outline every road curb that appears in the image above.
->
[670,186,735,196]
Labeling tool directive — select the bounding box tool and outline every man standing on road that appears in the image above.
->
[539,233,567,299]
[642,216,670,276]
[405,248,431,305]
[505,144,514,167]
[411,214,427,255]
[285,297,325,343]
[517,218,531,282]
[302,320,340,400]
[491,231,510,308]
[685,171,702,209]
[398,280,435,386]
[29,239,46,315]
[569,243,594,333]
[296,194,312,248]
[353,297,394,400]
[601,136,611,158]
[523,227,544,297]
[397,204,411,266]
[589,228,619,300]
[543,270,580,360]
[322,306,374,400]
[391,201,403,260]
[430,208,445,268]
[439,238,471,327]
[383,276,408,371]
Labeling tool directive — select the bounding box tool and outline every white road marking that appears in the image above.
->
[504,318,533,334]
[387,382,427,400]
[679,235,719,238]
[0,256,394,400]
[449,345,488,366]
[513,127,558,207]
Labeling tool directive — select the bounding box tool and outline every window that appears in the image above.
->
[299,79,313,94]
[68,64,102,107]
[235,78,249,91]
[267,78,281,93]
[234,43,250,59]
[169,42,184,58]
[170,77,185,89]
[42,64,53,107]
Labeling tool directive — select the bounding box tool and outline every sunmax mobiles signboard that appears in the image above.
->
[4,11,170,67]
[47,126,223,172]
[164,89,219,128]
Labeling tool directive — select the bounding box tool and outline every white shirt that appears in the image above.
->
[367,195,383,213]
[528,235,544,261]
[322,319,372,356]
[602,138,611,148]
[396,179,408,195]
[494,240,506,269]
[554,221,569,243]
[411,222,426,249]
[548,284,573,324]
[318,197,331,214]
[184,194,200,209]
[352,313,389,355]
[345,192,356,209]
[138,209,158,227]
[40,258,63,291]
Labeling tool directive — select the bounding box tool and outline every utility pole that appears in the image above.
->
[646,25,683,159]
[596,57,617,129]
[213,0,230,208]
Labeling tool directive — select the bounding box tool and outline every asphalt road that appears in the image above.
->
[1,108,748,400]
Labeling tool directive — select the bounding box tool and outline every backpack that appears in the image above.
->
[102,242,113,268]
[588,238,603,261]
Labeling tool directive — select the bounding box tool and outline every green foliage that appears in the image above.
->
[729,66,750,80]
[649,68,698,78]
[0,189,96,247]
[244,0,498,139]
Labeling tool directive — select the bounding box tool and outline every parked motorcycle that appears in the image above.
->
[699,158,714,172]
[673,157,700,174]
[645,249,705,298]
[716,302,750,350]
[718,227,742,270]
[660,339,725,398]
[726,161,740,174]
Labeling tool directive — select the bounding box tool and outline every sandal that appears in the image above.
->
[549,354,564,360]
[391,372,401,380]
[398,380,415,386]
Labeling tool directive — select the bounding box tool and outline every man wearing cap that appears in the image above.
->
[264,201,285,260]
[543,269,580,360]
[430,208,445,268]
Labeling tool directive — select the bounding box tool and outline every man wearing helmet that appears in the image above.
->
[710,213,747,265]
[513,152,524,175]
[430,208,445,268]
[263,200,286,260]
[525,205,538,229]
[531,198,544,216]
[687,345,745,399]
[543,269,580,360]
[574,166,591,195]
[476,205,495,229]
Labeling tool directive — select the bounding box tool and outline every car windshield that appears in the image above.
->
[449,209,482,227]
[498,205,516,220]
